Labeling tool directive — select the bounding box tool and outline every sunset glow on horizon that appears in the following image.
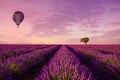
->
[0,0,120,44]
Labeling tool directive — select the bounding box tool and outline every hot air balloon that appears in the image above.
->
[12,11,24,28]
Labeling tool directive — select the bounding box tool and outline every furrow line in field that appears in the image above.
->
[0,45,53,63]
[35,46,95,80]
[66,45,119,80]
[0,45,61,80]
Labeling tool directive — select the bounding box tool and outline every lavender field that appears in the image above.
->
[0,44,120,80]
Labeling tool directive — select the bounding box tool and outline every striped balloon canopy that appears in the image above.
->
[12,11,24,28]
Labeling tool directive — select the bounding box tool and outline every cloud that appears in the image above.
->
[0,41,7,44]
[110,21,120,25]
[99,29,120,38]
[27,0,106,37]
[66,38,80,44]
[90,36,120,44]
[23,0,120,39]
[1,0,120,44]
[90,29,120,44]
[66,28,120,44]
[109,8,120,13]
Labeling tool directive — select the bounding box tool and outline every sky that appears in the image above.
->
[0,0,120,44]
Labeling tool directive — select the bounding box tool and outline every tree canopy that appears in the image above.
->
[80,37,89,44]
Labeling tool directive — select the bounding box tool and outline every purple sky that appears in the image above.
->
[0,0,120,44]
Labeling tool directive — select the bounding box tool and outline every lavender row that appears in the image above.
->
[0,45,60,80]
[91,45,120,54]
[78,45,120,55]
[70,45,120,67]
[1,45,56,64]
[67,45,120,80]
[0,45,52,62]
[0,45,36,53]
[0,45,51,55]
[35,46,95,80]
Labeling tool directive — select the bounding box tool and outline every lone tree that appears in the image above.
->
[80,37,89,44]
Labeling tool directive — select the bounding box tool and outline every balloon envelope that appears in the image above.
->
[12,11,24,27]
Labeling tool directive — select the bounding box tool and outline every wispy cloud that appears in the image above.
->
[0,41,7,44]
[0,0,120,44]
[27,0,105,37]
